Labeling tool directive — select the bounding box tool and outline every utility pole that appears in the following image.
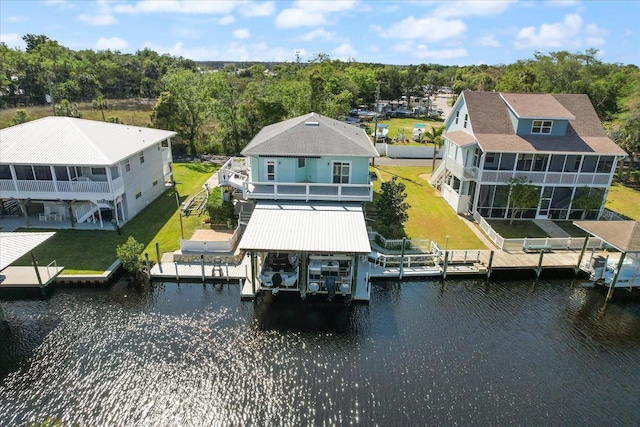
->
[372,80,382,167]
[47,73,56,116]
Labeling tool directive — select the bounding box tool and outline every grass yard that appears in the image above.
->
[487,220,548,238]
[0,100,154,129]
[364,117,444,145]
[15,162,216,274]
[605,183,640,220]
[369,166,486,249]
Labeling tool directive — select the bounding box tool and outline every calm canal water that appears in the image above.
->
[1,278,639,426]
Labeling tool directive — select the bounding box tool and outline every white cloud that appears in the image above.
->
[515,13,605,49]
[241,1,276,17]
[332,43,358,60]
[477,35,500,47]
[275,0,359,28]
[380,17,466,42]
[0,33,24,48]
[8,15,26,23]
[276,8,326,28]
[113,1,237,15]
[144,41,219,60]
[78,13,116,25]
[393,42,467,60]
[172,25,200,39]
[218,15,235,25]
[233,28,250,39]
[94,36,128,51]
[434,0,514,18]
[300,28,336,42]
[544,0,580,7]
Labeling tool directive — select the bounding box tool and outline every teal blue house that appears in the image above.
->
[218,112,378,301]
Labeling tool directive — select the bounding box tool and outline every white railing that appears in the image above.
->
[245,181,373,202]
[3,179,112,195]
[477,170,612,186]
[368,231,432,252]
[472,210,605,251]
[180,224,242,253]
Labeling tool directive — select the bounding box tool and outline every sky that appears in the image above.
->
[1,0,638,66]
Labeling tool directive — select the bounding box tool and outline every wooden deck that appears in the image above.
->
[0,265,64,289]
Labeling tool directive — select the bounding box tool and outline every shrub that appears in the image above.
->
[205,190,236,226]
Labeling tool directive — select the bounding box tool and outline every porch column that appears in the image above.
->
[17,199,30,227]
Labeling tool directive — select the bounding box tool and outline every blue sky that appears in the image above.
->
[1,0,638,66]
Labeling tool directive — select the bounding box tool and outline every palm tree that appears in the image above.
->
[424,125,445,170]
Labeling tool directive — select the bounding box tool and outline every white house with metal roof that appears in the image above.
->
[218,112,379,300]
[430,91,627,219]
[0,117,175,228]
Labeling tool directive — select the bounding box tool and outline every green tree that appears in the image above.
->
[91,95,109,121]
[424,125,445,170]
[116,236,145,279]
[572,187,605,220]
[11,109,30,125]
[375,177,410,238]
[55,99,82,117]
[504,176,540,225]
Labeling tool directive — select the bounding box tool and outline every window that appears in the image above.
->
[152,176,158,186]
[596,156,614,173]
[124,159,131,172]
[135,188,142,199]
[463,113,468,128]
[298,158,306,168]
[516,154,533,171]
[14,165,35,180]
[54,166,69,181]
[332,162,350,184]
[91,167,106,175]
[455,111,459,124]
[139,152,145,164]
[33,166,53,180]
[0,165,11,179]
[531,120,553,134]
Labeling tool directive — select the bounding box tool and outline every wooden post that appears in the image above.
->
[575,235,590,276]
[536,250,544,279]
[399,237,406,280]
[179,213,184,240]
[442,251,449,279]
[201,254,205,282]
[30,251,43,287]
[606,252,626,302]
[145,253,150,278]
[156,242,162,267]
[487,250,494,279]
[0,302,8,329]
[174,261,179,281]
[250,252,256,295]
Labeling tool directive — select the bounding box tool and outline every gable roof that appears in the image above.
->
[460,91,626,156]
[241,112,379,157]
[0,117,176,166]
[501,93,575,120]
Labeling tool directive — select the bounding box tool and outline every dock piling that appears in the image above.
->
[174,261,179,281]
[156,242,162,270]
[145,253,151,278]
[487,250,494,279]
[536,250,544,279]
[442,251,449,279]
[201,254,205,282]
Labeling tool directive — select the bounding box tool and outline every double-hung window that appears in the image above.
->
[531,120,553,134]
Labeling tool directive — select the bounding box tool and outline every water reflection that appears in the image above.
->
[0,279,639,426]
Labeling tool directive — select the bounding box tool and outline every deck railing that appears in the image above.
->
[0,178,114,197]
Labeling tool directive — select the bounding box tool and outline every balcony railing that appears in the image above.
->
[0,178,119,199]
[218,156,373,202]
[477,170,612,186]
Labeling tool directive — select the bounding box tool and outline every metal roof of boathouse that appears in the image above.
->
[0,232,55,271]
[241,112,379,158]
[0,117,176,166]
[239,202,371,253]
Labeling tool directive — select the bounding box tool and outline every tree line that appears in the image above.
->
[1,35,638,177]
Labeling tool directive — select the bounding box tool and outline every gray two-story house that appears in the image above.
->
[218,112,379,300]
[430,91,627,220]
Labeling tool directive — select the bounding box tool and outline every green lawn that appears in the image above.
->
[487,220,548,238]
[369,166,486,249]
[16,162,216,274]
[605,183,640,220]
[364,117,444,145]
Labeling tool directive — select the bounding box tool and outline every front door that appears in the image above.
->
[265,160,277,181]
[536,187,552,219]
